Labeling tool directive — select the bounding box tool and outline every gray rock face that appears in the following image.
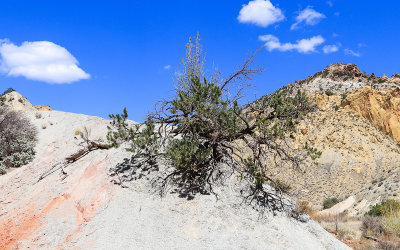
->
[318,150,343,174]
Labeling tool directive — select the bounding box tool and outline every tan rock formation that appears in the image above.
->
[0,90,52,111]
[0,91,35,111]
[274,67,400,213]
[342,86,400,144]
[35,105,52,111]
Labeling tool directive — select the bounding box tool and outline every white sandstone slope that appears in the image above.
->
[0,110,349,249]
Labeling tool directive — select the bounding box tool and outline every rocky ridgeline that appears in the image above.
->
[293,63,400,94]
[275,63,400,215]
[0,89,52,111]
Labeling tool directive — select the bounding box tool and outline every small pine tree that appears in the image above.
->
[107,34,315,213]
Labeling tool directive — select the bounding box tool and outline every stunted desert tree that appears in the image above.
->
[107,34,314,212]
[0,107,38,174]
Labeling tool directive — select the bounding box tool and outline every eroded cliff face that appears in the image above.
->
[274,64,400,214]
[342,86,400,145]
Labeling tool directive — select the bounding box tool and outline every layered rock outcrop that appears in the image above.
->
[272,64,400,214]
[342,86,400,144]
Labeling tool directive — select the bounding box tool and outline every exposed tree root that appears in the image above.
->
[38,141,110,182]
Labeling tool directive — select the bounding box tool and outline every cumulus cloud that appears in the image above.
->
[163,65,171,70]
[259,34,325,53]
[344,49,360,57]
[323,44,339,54]
[238,0,285,27]
[291,7,325,30]
[0,40,90,84]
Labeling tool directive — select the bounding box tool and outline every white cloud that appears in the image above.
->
[259,34,325,53]
[327,1,333,7]
[238,0,285,27]
[323,44,339,54]
[291,7,325,30]
[163,65,171,70]
[358,43,367,48]
[344,49,360,57]
[0,40,90,84]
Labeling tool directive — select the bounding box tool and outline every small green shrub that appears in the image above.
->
[304,142,322,160]
[366,200,400,217]
[0,88,16,96]
[325,90,334,96]
[323,197,339,209]
[378,78,386,83]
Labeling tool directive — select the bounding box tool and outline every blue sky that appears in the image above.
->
[0,0,399,121]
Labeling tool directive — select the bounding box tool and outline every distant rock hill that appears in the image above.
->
[0,88,52,111]
[293,63,400,93]
[274,63,400,215]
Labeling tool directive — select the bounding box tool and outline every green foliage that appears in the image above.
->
[1,88,16,96]
[107,108,158,161]
[334,105,339,111]
[366,200,400,217]
[340,93,347,101]
[325,90,334,96]
[107,107,131,147]
[107,34,315,212]
[323,197,339,209]
[166,136,210,170]
[304,142,322,160]
[378,78,386,83]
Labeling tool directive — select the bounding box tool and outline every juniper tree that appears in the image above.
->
[107,35,314,212]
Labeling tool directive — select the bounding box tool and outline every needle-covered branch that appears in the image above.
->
[107,35,315,214]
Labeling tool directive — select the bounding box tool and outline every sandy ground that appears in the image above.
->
[0,111,349,249]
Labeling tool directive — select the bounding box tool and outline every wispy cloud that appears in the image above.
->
[323,44,339,54]
[344,48,361,57]
[0,40,90,84]
[163,65,171,70]
[259,34,325,53]
[358,43,367,48]
[238,0,285,27]
[291,7,325,30]
[327,1,333,7]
